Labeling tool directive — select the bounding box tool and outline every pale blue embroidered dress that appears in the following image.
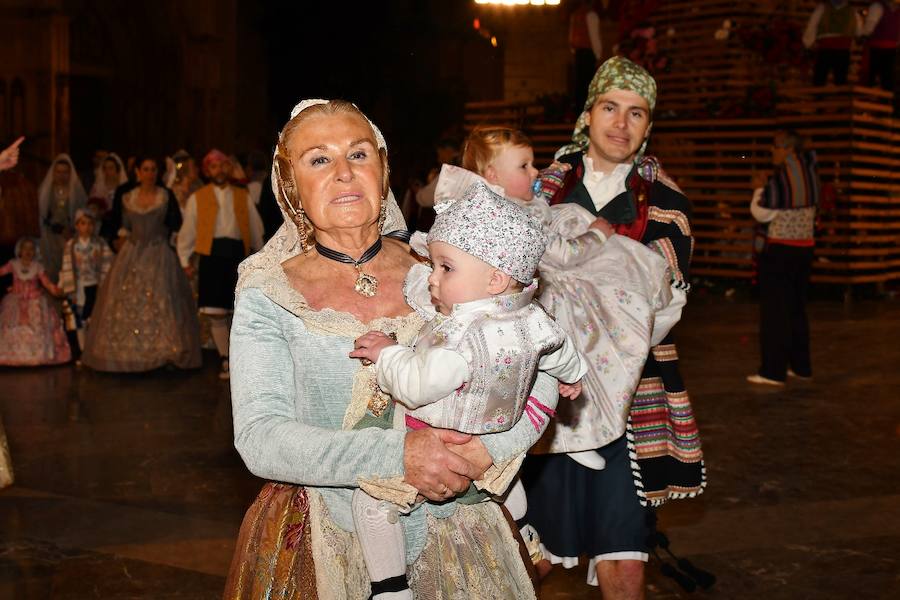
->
[229,224,557,598]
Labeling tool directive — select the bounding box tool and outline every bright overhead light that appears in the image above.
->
[475,0,560,5]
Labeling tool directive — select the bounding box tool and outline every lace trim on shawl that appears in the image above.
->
[9,259,43,281]
[358,477,419,511]
[476,454,526,496]
[122,187,167,214]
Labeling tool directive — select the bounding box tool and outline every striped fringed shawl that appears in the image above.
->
[760,150,820,210]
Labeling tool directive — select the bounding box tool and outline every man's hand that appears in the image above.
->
[0,136,24,171]
[349,330,398,364]
[589,217,615,239]
[751,171,768,189]
[558,380,583,400]
[182,264,195,279]
[547,160,572,174]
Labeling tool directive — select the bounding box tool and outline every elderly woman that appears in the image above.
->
[224,99,556,599]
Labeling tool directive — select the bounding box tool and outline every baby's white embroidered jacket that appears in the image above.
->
[375,263,587,434]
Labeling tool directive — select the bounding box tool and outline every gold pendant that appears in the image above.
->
[368,385,389,417]
[354,269,378,297]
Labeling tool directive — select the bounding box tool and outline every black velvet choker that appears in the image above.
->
[315,237,382,297]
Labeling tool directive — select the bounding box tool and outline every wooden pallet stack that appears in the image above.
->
[648,0,899,284]
[462,1,899,285]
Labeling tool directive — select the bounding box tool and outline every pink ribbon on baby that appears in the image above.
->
[405,414,430,430]
[523,396,556,432]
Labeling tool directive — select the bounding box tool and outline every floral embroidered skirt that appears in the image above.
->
[224,483,318,599]
[224,482,537,599]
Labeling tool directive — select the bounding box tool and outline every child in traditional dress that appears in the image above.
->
[0,238,70,366]
[349,182,588,600]
[58,209,114,354]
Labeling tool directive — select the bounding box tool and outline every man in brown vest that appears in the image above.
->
[177,149,263,379]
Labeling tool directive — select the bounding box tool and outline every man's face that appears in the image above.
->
[584,88,651,171]
[771,134,791,166]
[205,158,232,186]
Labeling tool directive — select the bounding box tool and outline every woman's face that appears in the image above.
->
[286,111,383,236]
[102,158,119,183]
[19,241,35,262]
[52,162,71,186]
[184,158,198,182]
[136,159,158,186]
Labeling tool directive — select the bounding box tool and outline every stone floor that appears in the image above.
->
[0,293,898,599]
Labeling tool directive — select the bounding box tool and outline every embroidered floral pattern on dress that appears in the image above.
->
[482,407,513,433]
[403,265,574,435]
[533,203,678,454]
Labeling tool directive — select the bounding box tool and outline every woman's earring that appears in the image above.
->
[294,208,312,254]
[377,201,387,232]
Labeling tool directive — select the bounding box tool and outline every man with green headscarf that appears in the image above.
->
[522,56,705,599]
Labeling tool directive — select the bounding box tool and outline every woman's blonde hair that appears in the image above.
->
[272,100,390,251]
[461,126,533,176]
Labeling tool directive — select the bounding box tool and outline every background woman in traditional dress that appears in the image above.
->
[88,152,128,218]
[37,154,87,281]
[164,149,201,211]
[81,157,201,372]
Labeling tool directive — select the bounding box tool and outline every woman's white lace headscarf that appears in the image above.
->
[37,153,87,230]
[88,152,127,200]
[236,99,406,296]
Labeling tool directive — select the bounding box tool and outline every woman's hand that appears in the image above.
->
[349,331,398,365]
[446,436,493,477]
[404,428,482,502]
